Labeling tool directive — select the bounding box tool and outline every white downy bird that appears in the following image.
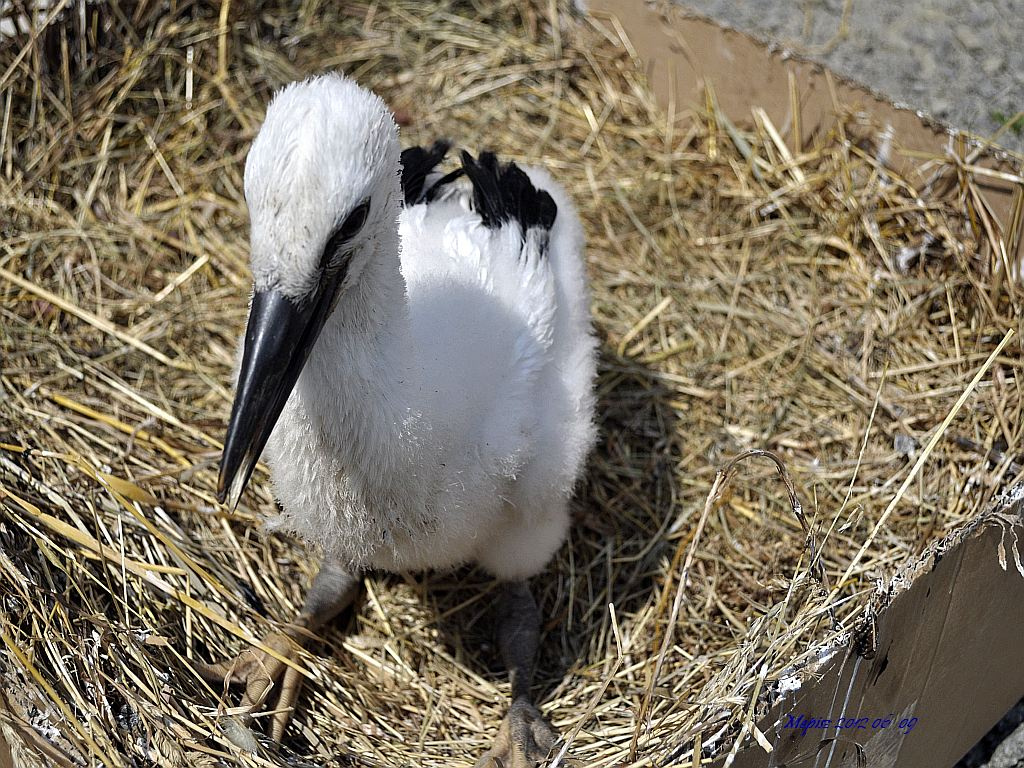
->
[202,73,597,767]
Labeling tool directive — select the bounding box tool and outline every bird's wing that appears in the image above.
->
[399,149,561,476]
[399,140,464,205]
[459,149,558,368]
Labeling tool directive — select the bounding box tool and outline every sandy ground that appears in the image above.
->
[672,0,1024,152]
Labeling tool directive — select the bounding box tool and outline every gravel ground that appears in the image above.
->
[989,721,1024,768]
[958,702,1024,768]
[673,0,1024,153]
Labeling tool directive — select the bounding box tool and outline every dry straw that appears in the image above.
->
[1,1,1023,766]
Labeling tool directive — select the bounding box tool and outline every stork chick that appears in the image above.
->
[203,74,597,767]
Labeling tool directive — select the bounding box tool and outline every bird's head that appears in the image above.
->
[218,73,401,510]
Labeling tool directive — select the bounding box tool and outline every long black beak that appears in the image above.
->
[217,268,345,510]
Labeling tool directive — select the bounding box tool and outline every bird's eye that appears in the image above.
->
[322,200,371,268]
[339,200,370,240]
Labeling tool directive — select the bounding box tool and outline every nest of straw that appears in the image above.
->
[1,1,1022,766]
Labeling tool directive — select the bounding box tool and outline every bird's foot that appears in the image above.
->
[197,628,307,743]
[475,697,558,768]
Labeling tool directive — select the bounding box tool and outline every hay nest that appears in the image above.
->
[1,1,1023,766]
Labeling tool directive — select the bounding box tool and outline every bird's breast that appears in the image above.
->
[261,397,509,572]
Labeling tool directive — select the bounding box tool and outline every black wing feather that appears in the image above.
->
[460,150,557,233]
[400,140,453,205]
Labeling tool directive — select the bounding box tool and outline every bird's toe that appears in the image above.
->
[196,630,305,742]
[475,697,558,768]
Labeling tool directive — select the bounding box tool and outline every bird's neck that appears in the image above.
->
[295,197,415,478]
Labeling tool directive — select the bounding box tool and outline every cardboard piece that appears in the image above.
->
[0,732,12,768]
[710,496,1024,768]
[586,4,1024,764]
[588,0,1022,236]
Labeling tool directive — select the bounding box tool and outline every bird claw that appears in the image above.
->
[196,630,306,743]
[475,697,559,768]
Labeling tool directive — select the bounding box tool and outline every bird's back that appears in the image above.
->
[398,148,596,507]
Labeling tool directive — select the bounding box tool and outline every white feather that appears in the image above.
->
[241,74,597,581]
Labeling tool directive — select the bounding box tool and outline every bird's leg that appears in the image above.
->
[475,582,558,768]
[199,559,360,742]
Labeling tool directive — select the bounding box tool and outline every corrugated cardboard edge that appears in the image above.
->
[587,0,1023,233]
[708,487,1024,767]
